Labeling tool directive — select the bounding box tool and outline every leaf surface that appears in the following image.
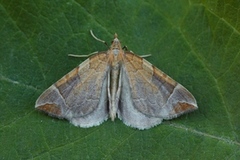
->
[0,0,239,159]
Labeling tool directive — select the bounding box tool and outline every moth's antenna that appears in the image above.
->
[68,30,109,58]
[90,30,108,47]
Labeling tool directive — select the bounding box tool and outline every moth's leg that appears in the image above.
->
[123,46,151,58]
[69,30,109,58]
[139,54,151,58]
[68,51,99,58]
[122,46,128,51]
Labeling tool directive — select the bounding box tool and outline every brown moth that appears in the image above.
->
[35,31,198,130]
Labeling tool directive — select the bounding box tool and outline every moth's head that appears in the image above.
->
[111,33,122,50]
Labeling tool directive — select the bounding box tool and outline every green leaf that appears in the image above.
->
[0,0,239,159]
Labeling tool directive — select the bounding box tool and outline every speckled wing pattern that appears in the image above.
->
[35,52,109,128]
[118,52,197,129]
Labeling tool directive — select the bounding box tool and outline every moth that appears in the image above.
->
[35,31,198,130]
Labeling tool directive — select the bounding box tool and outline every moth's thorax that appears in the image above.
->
[108,34,124,66]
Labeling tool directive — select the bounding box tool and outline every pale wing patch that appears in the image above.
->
[118,67,163,130]
[35,52,109,127]
[118,52,197,129]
